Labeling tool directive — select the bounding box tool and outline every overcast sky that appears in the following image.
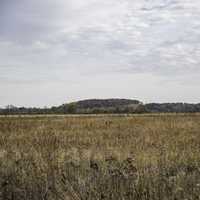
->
[0,0,200,107]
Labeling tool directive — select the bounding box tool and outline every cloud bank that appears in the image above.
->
[0,0,200,106]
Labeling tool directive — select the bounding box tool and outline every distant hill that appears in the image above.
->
[58,99,144,114]
[74,99,141,109]
[1,99,200,115]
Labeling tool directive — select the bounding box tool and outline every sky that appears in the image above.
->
[0,0,200,107]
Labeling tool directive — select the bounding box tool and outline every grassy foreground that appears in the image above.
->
[0,114,200,200]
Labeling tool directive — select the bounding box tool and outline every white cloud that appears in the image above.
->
[0,0,200,105]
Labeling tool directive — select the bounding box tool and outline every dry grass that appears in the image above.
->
[0,114,200,200]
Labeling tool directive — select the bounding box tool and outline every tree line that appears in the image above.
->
[1,100,200,115]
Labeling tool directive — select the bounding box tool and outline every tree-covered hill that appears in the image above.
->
[1,99,200,115]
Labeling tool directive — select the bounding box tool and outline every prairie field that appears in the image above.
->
[0,114,200,200]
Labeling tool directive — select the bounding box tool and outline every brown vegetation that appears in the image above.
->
[0,114,200,199]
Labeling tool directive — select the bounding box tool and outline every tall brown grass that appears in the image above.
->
[0,114,200,199]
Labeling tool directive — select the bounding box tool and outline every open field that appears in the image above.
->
[0,114,200,200]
